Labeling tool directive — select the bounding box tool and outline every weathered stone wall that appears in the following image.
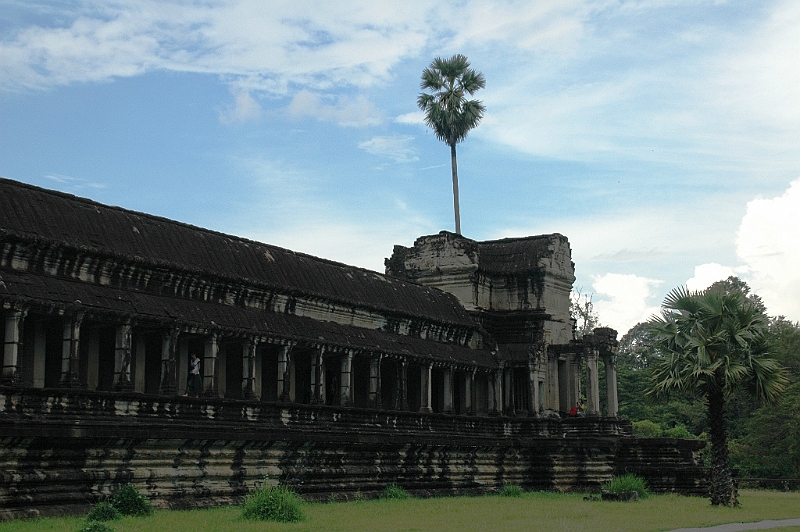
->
[0,388,707,520]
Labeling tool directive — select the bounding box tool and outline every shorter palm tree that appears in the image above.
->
[647,285,787,506]
[418,54,485,235]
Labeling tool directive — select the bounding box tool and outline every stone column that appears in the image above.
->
[203,333,219,397]
[369,353,382,409]
[278,344,293,402]
[419,361,432,413]
[311,346,325,404]
[339,350,353,406]
[465,370,475,415]
[60,312,83,388]
[529,359,539,415]
[503,366,514,415]
[604,354,619,417]
[2,309,25,386]
[113,322,133,391]
[159,327,179,395]
[242,337,258,400]
[398,359,408,410]
[546,353,559,413]
[490,367,503,415]
[442,367,454,414]
[585,347,600,416]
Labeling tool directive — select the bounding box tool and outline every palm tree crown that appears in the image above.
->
[418,54,485,235]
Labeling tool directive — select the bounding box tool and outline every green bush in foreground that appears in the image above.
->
[109,483,153,517]
[379,483,410,500]
[499,483,524,497]
[603,474,650,499]
[86,501,121,522]
[242,484,306,523]
[77,521,114,532]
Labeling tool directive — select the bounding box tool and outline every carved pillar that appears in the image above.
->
[340,350,353,407]
[242,337,258,400]
[311,346,325,404]
[113,322,133,391]
[398,358,408,410]
[2,309,25,386]
[419,361,432,413]
[203,333,219,397]
[504,366,514,415]
[465,370,475,415]
[369,353,382,409]
[278,344,293,402]
[605,354,619,417]
[60,312,83,388]
[490,366,503,415]
[159,327,179,395]
[529,359,539,415]
[585,346,600,416]
[442,366,454,414]
[546,352,559,413]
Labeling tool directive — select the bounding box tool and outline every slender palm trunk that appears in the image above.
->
[707,387,737,506]
[450,143,461,235]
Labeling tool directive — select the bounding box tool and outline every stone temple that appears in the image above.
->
[0,177,706,519]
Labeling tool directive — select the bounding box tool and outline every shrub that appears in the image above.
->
[87,501,121,522]
[110,483,153,517]
[499,483,524,497]
[78,522,114,532]
[603,474,650,499]
[379,483,410,500]
[242,484,306,523]
[632,420,662,438]
[664,424,694,439]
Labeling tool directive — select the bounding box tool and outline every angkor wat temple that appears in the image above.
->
[0,177,706,519]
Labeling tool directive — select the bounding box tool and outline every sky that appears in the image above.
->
[1,0,799,337]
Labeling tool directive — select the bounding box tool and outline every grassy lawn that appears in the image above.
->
[1,490,799,532]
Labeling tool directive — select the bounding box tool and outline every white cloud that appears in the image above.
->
[287,90,383,127]
[358,136,418,163]
[736,177,800,320]
[395,112,424,125]
[685,263,739,292]
[218,89,262,124]
[591,273,662,335]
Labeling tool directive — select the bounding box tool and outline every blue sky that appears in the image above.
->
[2,0,799,335]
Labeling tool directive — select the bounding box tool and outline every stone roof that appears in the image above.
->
[0,177,497,367]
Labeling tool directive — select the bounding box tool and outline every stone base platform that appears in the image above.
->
[0,388,708,520]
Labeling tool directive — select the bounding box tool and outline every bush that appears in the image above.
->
[664,424,694,439]
[78,522,114,532]
[603,474,650,499]
[110,483,153,517]
[632,420,662,438]
[499,483,524,497]
[87,501,120,522]
[242,485,305,523]
[379,483,410,500]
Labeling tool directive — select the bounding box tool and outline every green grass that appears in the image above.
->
[1,490,799,532]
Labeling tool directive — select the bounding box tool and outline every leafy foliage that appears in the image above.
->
[499,483,524,497]
[109,483,153,517]
[646,284,788,506]
[86,501,120,522]
[241,484,305,523]
[603,474,650,499]
[379,483,411,500]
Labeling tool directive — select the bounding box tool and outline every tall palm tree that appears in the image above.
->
[418,54,485,235]
[647,286,787,506]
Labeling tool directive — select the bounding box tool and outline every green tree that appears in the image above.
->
[418,54,485,235]
[647,286,788,507]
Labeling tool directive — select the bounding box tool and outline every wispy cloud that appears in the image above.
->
[358,135,418,163]
[287,90,383,127]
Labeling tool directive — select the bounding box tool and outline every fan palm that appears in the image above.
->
[647,286,787,506]
[417,54,485,235]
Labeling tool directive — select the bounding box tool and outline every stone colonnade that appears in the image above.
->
[2,307,618,417]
